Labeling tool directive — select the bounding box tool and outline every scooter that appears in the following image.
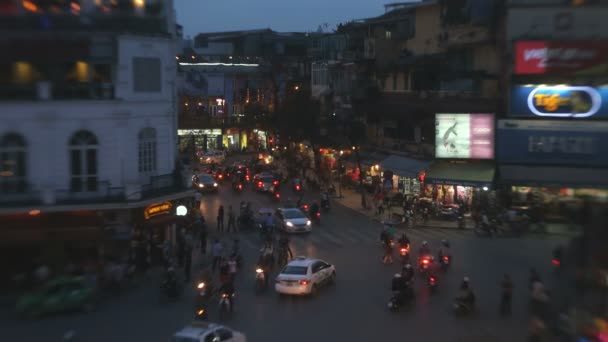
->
[418,256,433,274]
[232,182,244,193]
[427,275,438,293]
[271,186,281,202]
[387,285,414,312]
[218,292,233,320]
[439,255,451,271]
[399,245,410,264]
[254,267,266,294]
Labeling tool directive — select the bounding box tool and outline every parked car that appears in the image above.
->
[199,151,225,165]
[16,277,97,318]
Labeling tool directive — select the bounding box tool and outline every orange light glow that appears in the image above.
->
[28,210,41,216]
[133,0,145,8]
[22,0,38,12]
[70,2,80,14]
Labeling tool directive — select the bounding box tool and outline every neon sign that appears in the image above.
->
[526,86,602,118]
[144,202,173,219]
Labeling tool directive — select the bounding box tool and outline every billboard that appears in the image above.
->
[510,85,608,118]
[435,114,495,159]
[514,41,608,75]
[497,120,608,167]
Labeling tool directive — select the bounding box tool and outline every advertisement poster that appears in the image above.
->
[435,114,495,159]
[497,120,608,167]
[510,85,608,118]
[514,41,608,75]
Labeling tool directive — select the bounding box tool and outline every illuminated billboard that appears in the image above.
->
[435,114,495,159]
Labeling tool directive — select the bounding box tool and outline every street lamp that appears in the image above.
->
[176,205,188,216]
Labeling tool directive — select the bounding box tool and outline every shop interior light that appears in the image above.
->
[482,187,489,191]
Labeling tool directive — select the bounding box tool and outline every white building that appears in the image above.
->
[0,0,193,279]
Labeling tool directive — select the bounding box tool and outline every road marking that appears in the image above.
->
[315,230,344,246]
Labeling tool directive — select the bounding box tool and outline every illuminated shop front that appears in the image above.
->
[248,129,268,150]
[222,128,241,150]
[380,155,430,195]
[178,129,222,151]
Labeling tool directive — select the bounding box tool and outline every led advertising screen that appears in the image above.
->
[435,114,495,159]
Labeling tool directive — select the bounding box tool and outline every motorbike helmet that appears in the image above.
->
[422,241,428,246]
[463,276,470,283]
[441,239,449,247]
[405,264,412,269]
[393,273,402,278]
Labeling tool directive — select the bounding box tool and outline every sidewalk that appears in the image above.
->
[333,187,580,236]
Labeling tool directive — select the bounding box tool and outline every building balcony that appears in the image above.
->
[0,82,115,101]
[0,174,190,211]
[438,26,492,49]
[0,14,169,35]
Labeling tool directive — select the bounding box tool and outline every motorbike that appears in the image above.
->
[195,281,212,305]
[218,292,234,320]
[194,307,208,321]
[418,256,433,274]
[387,285,414,312]
[439,255,451,271]
[457,216,466,229]
[232,182,244,193]
[427,275,438,293]
[271,187,281,202]
[293,182,303,194]
[310,210,321,225]
[254,267,266,294]
[399,245,410,264]
[453,299,475,316]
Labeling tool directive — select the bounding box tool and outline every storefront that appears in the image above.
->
[426,113,496,209]
[496,119,608,219]
[380,155,431,195]
[222,128,241,150]
[178,129,223,152]
[246,129,268,151]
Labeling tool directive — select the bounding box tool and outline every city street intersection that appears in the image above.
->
[0,183,568,342]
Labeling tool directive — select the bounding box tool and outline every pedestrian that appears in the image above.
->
[194,191,202,210]
[219,258,230,283]
[184,247,192,282]
[382,240,393,264]
[211,239,223,271]
[217,205,225,232]
[228,256,238,282]
[500,274,513,316]
[199,217,208,254]
[176,228,185,267]
[227,205,236,233]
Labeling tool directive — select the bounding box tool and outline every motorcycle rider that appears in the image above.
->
[218,279,236,312]
[263,213,274,237]
[398,233,410,247]
[438,239,451,263]
[310,201,320,219]
[321,191,330,209]
[278,232,293,260]
[391,273,408,305]
[419,241,431,258]
[162,266,178,297]
[455,277,476,311]
[382,236,394,264]
[401,264,414,283]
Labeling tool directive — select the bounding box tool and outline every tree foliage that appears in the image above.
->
[276,88,320,143]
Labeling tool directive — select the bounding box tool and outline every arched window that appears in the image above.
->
[0,133,27,194]
[69,130,98,192]
[138,128,157,173]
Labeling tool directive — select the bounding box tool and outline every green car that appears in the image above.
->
[16,276,97,318]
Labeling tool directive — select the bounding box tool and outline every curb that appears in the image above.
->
[334,199,580,237]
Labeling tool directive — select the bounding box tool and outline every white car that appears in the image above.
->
[170,322,246,342]
[275,208,311,233]
[275,256,336,296]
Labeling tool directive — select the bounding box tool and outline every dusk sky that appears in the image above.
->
[175,0,395,37]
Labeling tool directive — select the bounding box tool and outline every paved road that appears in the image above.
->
[0,182,569,342]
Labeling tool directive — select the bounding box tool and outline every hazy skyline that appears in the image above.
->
[175,0,395,37]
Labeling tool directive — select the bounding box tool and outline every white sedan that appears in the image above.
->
[275,257,336,296]
[275,208,311,233]
[171,322,246,342]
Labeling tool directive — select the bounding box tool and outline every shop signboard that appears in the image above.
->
[435,114,495,159]
[178,129,222,136]
[514,41,608,75]
[497,120,608,167]
[510,85,608,118]
[144,202,173,220]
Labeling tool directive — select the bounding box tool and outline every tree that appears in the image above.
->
[277,87,320,144]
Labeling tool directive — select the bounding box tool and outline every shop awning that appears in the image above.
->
[380,155,432,178]
[425,161,495,187]
[498,165,608,189]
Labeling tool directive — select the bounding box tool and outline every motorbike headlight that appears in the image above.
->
[306,220,311,226]
[197,282,205,289]
[199,184,204,188]
[286,222,294,227]
[256,268,263,273]
[213,183,218,187]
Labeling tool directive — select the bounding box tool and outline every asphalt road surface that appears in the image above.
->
[0,181,569,342]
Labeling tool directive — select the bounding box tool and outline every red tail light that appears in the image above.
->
[246,175,250,181]
[552,259,560,266]
[303,205,309,210]
[296,185,300,190]
[275,193,281,198]
[430,277,436,283]
[238,184,243,189]
[316,212,320,217]
[219,175,223,179]
[422,259,429,264]
[400,248,407,253]
[273,180,279,185]
[300,280,309,286]
[443,256,449,261]
[257,181,262,187]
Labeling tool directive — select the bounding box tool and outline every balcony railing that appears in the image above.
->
[55,181,125,205]
[0,82,115,101]
[0,15,168,34]
[140,173,189,200]
[0,184,42,208]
